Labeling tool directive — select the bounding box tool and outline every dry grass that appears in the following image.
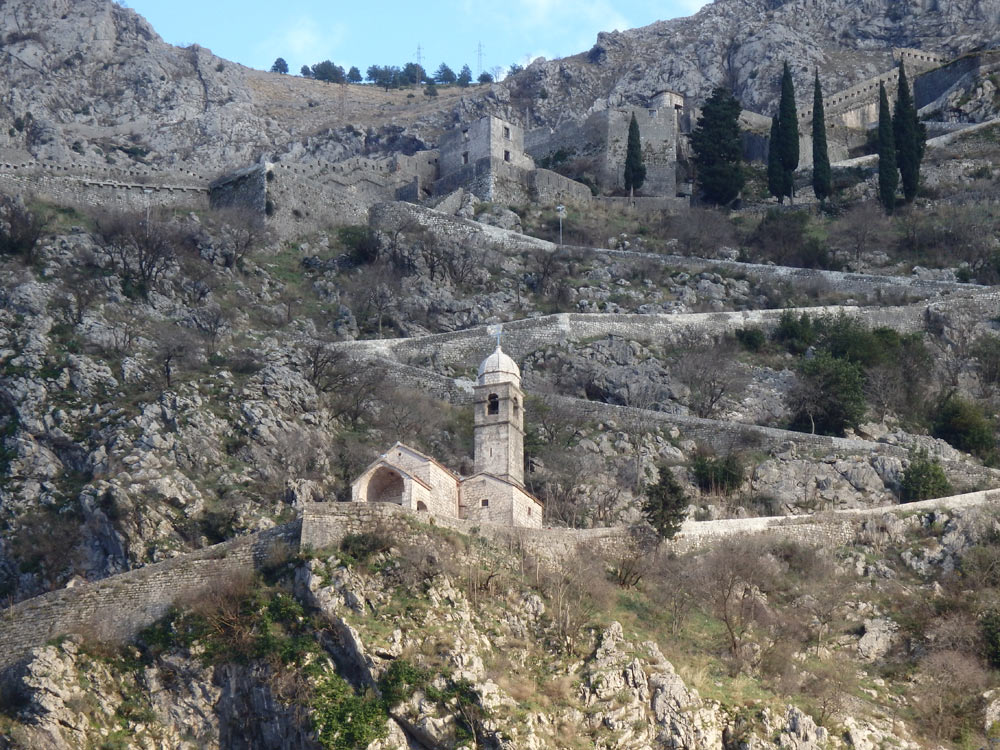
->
[244,70,480,135]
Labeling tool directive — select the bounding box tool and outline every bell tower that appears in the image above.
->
[473,343,524,486]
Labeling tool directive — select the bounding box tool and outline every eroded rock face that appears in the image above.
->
[489,0,1000,127]
[2,636,313,750]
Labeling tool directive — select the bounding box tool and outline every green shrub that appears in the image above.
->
[787,352,866,436]
[981,608,1000,669]
[312,672,389,750]
[900,450,951,502]
[378,659,429,707]
[735,326,766,352]
[931,396,995,461]
[691,452,744,495]
[339,531,391,566]
[337,226,379,265]
[774,311,818,355]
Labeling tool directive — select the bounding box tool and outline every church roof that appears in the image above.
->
[477,345,520,385]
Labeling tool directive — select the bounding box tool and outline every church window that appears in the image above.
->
[481,499,489,507]
[513,397,519,414]
[417,501,428,511]
[462,151,469,165]
[487,393,499,414]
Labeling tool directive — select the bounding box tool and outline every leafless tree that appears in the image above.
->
[209,206,274,269]
[104,305,146,357]
[96,208,182,297]
[195,302,230,355]
[671,342,749,418]
[695,538,779,672]
[151,321,202,388]
[304,343,353,393]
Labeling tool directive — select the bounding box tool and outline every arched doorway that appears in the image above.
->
[366,467,405,505]
[416,501,428,511]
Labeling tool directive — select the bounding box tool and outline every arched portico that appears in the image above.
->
[363,466,406,505]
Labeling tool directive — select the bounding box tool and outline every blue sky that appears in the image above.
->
[122,0,709,79]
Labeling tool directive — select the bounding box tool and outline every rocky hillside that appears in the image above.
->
[494,0,1000,124]
[3,502,998,749]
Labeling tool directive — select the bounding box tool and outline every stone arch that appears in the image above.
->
[416,501,428,511]
[365,466,405,505]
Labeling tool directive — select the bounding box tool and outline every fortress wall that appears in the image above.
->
[300,485,999,566]
[0,171,209,213]
[594,196,689,214]
[4,485,996,677]
[531,168,593,206]
[368,201,975,303]
[0,523,300,674]
[380,304,932,371]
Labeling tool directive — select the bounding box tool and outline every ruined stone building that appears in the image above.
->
[525,90,686,197]
[350,345,543,528]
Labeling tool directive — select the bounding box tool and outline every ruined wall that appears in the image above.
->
[209,164,269,213]
[525,93,682,198]
[0,523,300,673]
[531,168,593,206]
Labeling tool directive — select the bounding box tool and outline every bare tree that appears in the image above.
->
[695,538,779,672]
[671,341,749,418]
[151,322,202,388]
[832,202,890,263]
[209,206,273,270]
[104,305,147,357]
[96,209,182,297]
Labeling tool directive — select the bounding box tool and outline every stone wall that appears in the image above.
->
[914,51,1000,112]
[0,161,210,213]
[531,168,593,206]
[209,163,269,214]
[368,200,977,303]
[0,523,300,673]
[4,483,996,676]
[594,196,689,214]
[300,485,1000,564]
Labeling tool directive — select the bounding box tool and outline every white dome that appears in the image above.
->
[477,346,520,385]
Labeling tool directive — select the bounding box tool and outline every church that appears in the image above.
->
[350,344,544,528]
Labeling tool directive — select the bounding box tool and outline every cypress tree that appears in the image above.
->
[777,61,799,199]
[893,62,924,203]
[767,115,786,202]
[623,112,646,197]
[811,71,832,206]
[691,87,744,206]
[877,82,898,213]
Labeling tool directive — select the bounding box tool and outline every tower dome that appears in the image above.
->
[477,346,520,385]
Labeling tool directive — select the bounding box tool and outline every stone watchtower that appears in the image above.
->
[473,346,524,486]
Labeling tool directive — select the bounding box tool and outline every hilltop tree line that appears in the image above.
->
[270,57,507,88]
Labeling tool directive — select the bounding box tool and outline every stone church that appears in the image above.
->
[351,345,544,528]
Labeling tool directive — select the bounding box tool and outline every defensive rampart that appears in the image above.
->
[0,160,211,212]
[300,485,1000,567]
[0,523,300,674]
[4,486,997,677]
